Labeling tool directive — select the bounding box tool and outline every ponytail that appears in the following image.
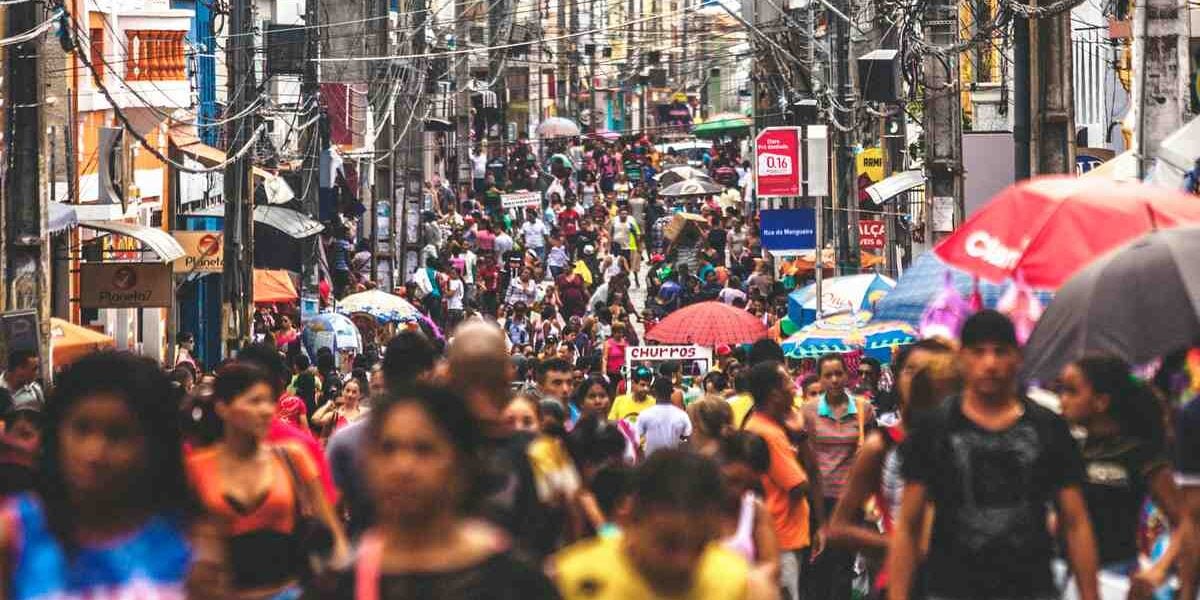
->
[1075,355,1166,450]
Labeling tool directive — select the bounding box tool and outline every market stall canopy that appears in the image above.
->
[873,251,1053,325]
[775,250,886,277]
[253,269,298,303]
[50,318,115,368]
[781,311,916,361]
[865,170,925,205]
[48,202,78,234]
[1080,150,1138,183]
[787,273,896,325]
[646,301,768,346]
[79,220,186,263]
[692,114,752,138]
[658,179,724,197]
[536,117,581,138]
[1149,114,1200,189]
[934,176,1200,289]
[1021,226,1200,383]
[181,205,324,239]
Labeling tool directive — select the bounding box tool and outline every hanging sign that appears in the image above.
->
[501,190,542,210]
[755,127,802,198]
[80,263,172,308]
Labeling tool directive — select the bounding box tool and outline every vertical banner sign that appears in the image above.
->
[759,208,817,251]
[858,220,887,250]
[755,127,802,198]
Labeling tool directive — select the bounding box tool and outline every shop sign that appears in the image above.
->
[858,219,886,250]
[857,147,884,182]
[172,232,224,273]
[501,190,542,210]
[80,263,172,308]
[755,127,802,197]
[760,208,816,251]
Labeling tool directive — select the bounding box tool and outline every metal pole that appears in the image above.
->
[1013,15,1031,180]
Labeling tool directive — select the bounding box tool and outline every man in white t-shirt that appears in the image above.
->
[470,146,488,193]
[519,209,549,262]
[636,378,693,456]
[610,205,636,262]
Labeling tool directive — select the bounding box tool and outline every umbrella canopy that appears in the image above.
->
[655,166,713,187]
[50,318,115,368]
[782,311,917,361]
[253,269,298,304]
[1021,226,1200,383]
[336,289,421,323]
[692,114,752,138]
[658,179,724,197]
[787,273,896,325]
[934,176,1200,289]
[302,312,363,356]
[549,153,575,170]
[589,129,620,142]
[646,301,768,346]
[536,117,581,138]
[873,252,1054,325]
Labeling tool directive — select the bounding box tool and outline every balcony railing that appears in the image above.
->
[125,30,186,81]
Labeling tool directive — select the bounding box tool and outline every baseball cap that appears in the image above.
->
[633,366,654,381]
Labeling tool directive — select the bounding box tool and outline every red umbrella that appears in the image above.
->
[934,176,1200,289]
[646,301,769,346]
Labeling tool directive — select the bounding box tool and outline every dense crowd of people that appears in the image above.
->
[2,136,1199,600]
[0,307,1199,599]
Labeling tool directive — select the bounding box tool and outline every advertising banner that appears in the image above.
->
[858,219,886,250]
[172,232,224,274]
[760,208,816,251]
[755,127,802,197]
[80,263,172,308]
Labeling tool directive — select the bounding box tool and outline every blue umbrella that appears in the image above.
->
[874,252,1053,325]
[302,312,363,357]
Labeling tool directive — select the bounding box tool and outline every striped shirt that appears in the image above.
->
[802,393,873,501]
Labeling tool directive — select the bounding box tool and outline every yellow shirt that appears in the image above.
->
[609,393,656,423]
[554,535,750,600]
[728,393,754,429]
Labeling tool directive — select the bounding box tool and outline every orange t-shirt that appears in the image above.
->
[745,413,811,551]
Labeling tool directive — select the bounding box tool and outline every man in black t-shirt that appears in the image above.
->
[888,310,1099,600]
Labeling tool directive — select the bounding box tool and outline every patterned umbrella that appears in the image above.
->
[658,178,725,197]
[536,117,582,138]
[646,301,768,346]
[782,311,917,362]
[302,312,363,356]
[655,166,714,187]
[787,273,896,325]
[336,289,421,323]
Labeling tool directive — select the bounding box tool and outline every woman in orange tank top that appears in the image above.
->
[187,362,347,600]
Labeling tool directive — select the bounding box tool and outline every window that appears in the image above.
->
[89,28,104,85]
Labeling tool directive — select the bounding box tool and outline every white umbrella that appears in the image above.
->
[536,117,582,139]
[655,166,714,187]
[658,178,725,197]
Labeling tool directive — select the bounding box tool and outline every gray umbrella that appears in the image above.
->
[656,166,713,187]
[658,178,724,197]
[1021,226,1200,383]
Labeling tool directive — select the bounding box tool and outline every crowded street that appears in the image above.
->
[1,0,1200,595]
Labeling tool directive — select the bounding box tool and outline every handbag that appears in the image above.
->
[273,446,336,583]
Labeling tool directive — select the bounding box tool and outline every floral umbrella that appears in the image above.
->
[302,312,363,357]
[781,311,916,362]
[336,289,421,323]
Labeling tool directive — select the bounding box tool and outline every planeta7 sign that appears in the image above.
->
[755,127,802,198]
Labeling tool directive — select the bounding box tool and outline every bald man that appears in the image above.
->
[446,321,568,559]
[446,321,516,437]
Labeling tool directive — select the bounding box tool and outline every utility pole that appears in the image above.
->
[371,0,392,286]
[456,0,472,187]
[222,0,256,354]
[569,0,580,123]
[299,0,322,318]
[398,0,427,280]
[921,0,963,242]
[1133,0,1191,178]
[4,0,50,364]
[831,0,858,274]
[1028,0,1075,174]
[1013,14,1030,179]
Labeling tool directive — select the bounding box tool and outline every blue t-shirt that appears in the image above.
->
[5,494,192,600]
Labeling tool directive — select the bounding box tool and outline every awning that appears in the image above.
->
[49,202,78,234]
[177,205,324,239]
[424,117,454,132]
[50,318,115,367]
[169,126,273,180]
[1081,150,1138,182]
[866,170,925,205]
[254,269,299,303]
[1149,114,1200,187]
[78,220,186,263]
